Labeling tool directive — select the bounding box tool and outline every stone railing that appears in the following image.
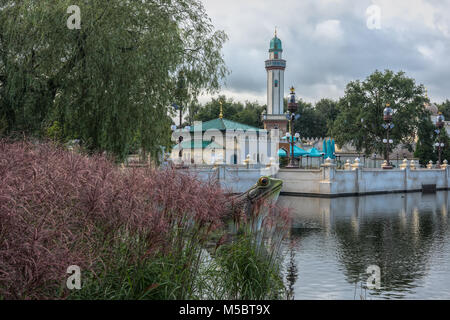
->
[276,158,450,197]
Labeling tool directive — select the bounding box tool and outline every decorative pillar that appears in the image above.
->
[399,158,409,170]
[352,158,364,194]
[321,158,336,180]
[320,158,336,195]
[351,158,363,170]
[344,159,351,170]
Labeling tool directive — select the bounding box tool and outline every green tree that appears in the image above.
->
[441,130,450,164]
[293,99,327,138]
[230,101,265,128]
[193,96,265,128]
[414,115,437,166]
[438,99,450,119]
[415,115,450,166]
[315,98,339,134]
[330,70,428,157]
[0,0,228,161]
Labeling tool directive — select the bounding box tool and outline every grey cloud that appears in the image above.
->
[204,0,450,103]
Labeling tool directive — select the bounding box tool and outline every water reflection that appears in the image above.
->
[278,192,450,299]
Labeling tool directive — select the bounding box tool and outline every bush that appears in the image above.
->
[0,140,290,300]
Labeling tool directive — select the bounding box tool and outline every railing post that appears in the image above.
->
[399,158,409,170]
[344,159,351,170]
[321,157,336,181]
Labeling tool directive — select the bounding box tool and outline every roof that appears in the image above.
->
[173,140,224,150]
[425,102,439,116]
[270,36,282,52]
[190,118,262,132]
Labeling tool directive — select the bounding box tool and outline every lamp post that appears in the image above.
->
[171,124,190,164]
[286,87,298,168]
[172,71,186,162]
[435,112,445,167]
[382,103,394,169]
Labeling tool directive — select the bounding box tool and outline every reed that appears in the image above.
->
[0,139,290,300]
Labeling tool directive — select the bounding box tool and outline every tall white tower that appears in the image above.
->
[263,30,288,135]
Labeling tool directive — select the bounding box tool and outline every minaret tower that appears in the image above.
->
[262,28,288,135]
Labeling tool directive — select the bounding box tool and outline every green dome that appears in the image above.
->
[270,36,282,51]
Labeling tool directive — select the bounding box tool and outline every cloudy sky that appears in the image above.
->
[200,0,450,105]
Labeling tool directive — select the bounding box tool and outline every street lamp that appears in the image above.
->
[435,112,445,167]
[261,110,267,122]
[382,103,394,169]
[286,86,298,168]
[172,71,186,162]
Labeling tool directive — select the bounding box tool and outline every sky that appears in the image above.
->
[200,0,450,105]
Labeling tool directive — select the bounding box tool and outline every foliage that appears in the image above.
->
[45,121,64,142]
[293,99,328,138]
[213,236,285,299]
[0,0,228,161]
[414,115,437,166]
[212,203,290,300]
[0,140,289,300]
[440,130,450,164]
[0,140,227,299]
[330,70,428,157]
[438,99,450,119]
[315,98,340,133]
[193,95,265,128]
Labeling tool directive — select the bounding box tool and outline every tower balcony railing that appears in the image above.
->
[265,60,286,68]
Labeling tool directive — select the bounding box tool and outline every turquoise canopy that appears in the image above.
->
[322,138,336,159]
[307,147,323,158]
[278,145,308,158]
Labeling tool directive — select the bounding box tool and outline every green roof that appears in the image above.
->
[173,140,223,150]
[190,118,261,132]
[270,36,282,52]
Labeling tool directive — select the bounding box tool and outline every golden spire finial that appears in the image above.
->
[275,26,277,37]
[290,86,295,94]
[425,87,428,98]
[219,100,223,119]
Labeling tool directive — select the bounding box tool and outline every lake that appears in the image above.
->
[278,191,450,299]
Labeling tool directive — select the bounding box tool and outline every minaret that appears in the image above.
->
[263,29,288,136]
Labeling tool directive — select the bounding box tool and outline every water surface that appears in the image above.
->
[278,192,450,299]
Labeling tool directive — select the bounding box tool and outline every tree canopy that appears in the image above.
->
[192,96,265,128]
[292,98,338,138]
[0,0,228,161]
[438,99,450,119]
[330,70,428,157]
[414,113,450,165]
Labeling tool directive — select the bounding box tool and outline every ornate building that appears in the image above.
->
[170,103,270,165]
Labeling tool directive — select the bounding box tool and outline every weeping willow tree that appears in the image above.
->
[0,0,228,161]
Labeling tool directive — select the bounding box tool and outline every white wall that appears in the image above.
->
[277,164,450,197]
[182,162,450,197]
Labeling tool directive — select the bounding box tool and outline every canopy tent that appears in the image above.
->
[307,147,323,158]
[278,145,308,158]
[322,138,336,159]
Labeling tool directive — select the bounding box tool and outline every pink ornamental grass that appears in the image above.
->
[0,140,228,299]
